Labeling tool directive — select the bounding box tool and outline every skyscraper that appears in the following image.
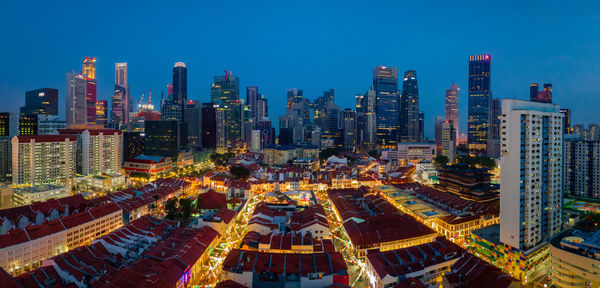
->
[246,86,259,122]
[82,57,96,80]
[445,83,459,140]
[500,99,562,259]
[400,70,420,142]
[560,108,571,134]
[343,109,356,152]
[144,120,188,161]
[123,131,144,162]
[529,83,539,102]
[211,72,242,148]
[96,100,107,126]
[184,100,202,148]
[21,88,59,116]
[81,57,97,124]
[66,72,88,125]
[0,113,9,136]
[111,85,126,128]
[201,103,217,149]
[489,97,501,158]
[114,63,130,125]
[172,62,187,106]
[468,54,492,155]
[530,83,552,103]
[373,66,399,149]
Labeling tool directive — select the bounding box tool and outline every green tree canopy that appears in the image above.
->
[230,166,251,180]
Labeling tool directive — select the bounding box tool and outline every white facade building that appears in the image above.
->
[11,135,77,186]
[500,99,563,251]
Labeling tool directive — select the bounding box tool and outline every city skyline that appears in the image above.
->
[1,1,600,139]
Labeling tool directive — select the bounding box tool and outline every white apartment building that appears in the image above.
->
[500,99,563,251]
[59,127,122,175]
[11,135,77,186]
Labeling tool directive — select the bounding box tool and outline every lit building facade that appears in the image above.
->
[58,127,122,175]
[373,66,399,149]
[564,136,600,199]
[445,83,459,140]
[11,135,77,186]
[400,70,421,142]
[95,100,107,126]
[500,99,563,282]
[21,88,59,116]
[468,54,492,155]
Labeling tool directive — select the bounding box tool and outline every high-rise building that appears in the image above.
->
[257,118,273,148]
[144,120,188,161]
[246,86,259,122]
[123,131,145,161]
[529,83,552,103]
[18,114,65,136]
[82,57,96,80]
[489,98,502,158]
[286,88,301,112]
[373,66,399,149]
[201,103,217,149]
[96,101,107,126]
[21,88,59,116]
[343,109,356,152]
[313,89,335,128]
[256,94,268,121]
[560,108,571,134]
[0,136,10,183]
[529,83,539,102]
[587,124,600,140]
[500,99,562,257]
[111,85,126,128]
[172,62,187,106]
[12,135,77,186]
[442,121,457,163]
[85,78,97,124]
[113,63,129,126]
[564,135,600,199]
[58,126,122,175]
[211,72,242,148]
[183,100,202,148]
[66,72,88,125]
[445,83,459,140]
[216,107,227,153]
[82,57,97,124]
[400,70,420,142]
[0,113,9,136]
[435,116,445,155]
[468,54,492,155]
[418,111,424,142]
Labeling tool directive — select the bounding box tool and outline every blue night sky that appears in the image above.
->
[1,0,599,138]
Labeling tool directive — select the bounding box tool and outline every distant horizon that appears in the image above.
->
[1,1,599,139]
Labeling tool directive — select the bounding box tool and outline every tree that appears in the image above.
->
[475,156,496,170]
[319,148,340,161]
[165,198,178,220]
[179,198,193,222]
[458,155,476,167]
[230,166,251,180]
[434,155,449,167]
[367,150,380,160]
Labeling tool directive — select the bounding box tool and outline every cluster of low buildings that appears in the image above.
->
[0,214,221,288]
[220,199,349,287]
[0,178,190,276]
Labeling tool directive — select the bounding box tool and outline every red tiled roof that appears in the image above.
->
[16,134,78,143]
[58,128,122,135]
